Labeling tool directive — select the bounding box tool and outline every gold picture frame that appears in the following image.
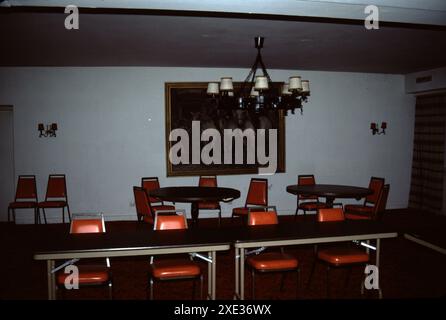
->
[165,82,285,177]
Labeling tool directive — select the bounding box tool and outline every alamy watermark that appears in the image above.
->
[169,121,277,175]
[364,5,379,30]
[64,5,79,30]
[64,264,79,290]
[364,264,379,290]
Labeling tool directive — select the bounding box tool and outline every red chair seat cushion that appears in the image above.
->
[345,213,372,220]
[299,202,327,210]
[152,205,176,213]
[198,202,220,210]
[232,207,249,216]
[56,265,111,286]
[318,247,369,266]
[247,252,298,271]
[344,204,373,214]
[150,259,201,279]
[39,201,67,208]
[9,201,37,208]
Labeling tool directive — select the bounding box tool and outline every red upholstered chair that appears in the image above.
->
[232,178,268,223]
[38,174,71,224]
[345,184,390,221]
[344,177,385,217]
[8,175,39,224]
[133,186,156,224]
[198,176,222,226]
[307,208,369,297]
[56,214,112,299]
[295,174,327,217]
[246,207,300,299]
[149,210,203,300]
[141,177,175,216]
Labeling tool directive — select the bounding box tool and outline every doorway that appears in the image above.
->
[0,106,15,222]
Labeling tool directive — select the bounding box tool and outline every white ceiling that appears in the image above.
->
[1,0,446,73]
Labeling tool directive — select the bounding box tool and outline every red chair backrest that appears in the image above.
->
[246,178,268,206]
[365,177,385,204]
[318,208,345,222]
[199,176,217,187]
[133,186,154,224]
[15,175,37,200]
[70,217,105,234]
[154,214,187,230]
[298,174,318,200]
[45,175,67,199]
[374,184,390,220]
[141,177,161,203]
[248,210,278,226]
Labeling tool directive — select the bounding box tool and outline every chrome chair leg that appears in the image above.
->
[296,267,300,299]
[307,259,317,289]
[149,278,154,300]
[251,269,256,300]
[326,266,331,298]
[192,278,196,300]
[108,282,113,300]
[200,274,204,300]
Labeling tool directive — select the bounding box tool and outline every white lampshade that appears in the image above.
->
[207,82,219,95]
[301,80,310,93]
[250,87,259,97]
[254,76,269,90]
[220,77,233,91]
[289,76,302,91]
[281,83,292,95]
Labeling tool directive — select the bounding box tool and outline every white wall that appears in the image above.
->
[0,67,415,223]
[405,66,446,93]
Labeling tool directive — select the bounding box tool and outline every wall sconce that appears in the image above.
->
[370,122,386,135]
[38,123,58,137]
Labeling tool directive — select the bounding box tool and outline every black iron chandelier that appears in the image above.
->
[207,36,310,116]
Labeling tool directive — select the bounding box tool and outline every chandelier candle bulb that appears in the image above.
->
[220,77,233,91]
[254,76,269,90]
[250,87,259,97]
[281,84,292,95]
[289,76,302,91]
[207,82,219,95]
[301,80,310,93]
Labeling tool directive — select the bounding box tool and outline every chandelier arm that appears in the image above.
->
[240,52,261,96]
[259,58,272,83]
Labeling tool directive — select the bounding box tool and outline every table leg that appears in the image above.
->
[211,251,216,300]
[234,247,239,299]
[240,248,245,300]
[208,251,212,299]
[191,202,199,226]
[47,260,56,300]
[376,238,383,299]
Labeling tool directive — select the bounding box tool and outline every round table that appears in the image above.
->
[149,186,240,225]
[286,184,372,207]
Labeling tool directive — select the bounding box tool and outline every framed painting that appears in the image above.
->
[165,82,285,177]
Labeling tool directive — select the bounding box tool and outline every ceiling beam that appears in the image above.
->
[2,0,446,26]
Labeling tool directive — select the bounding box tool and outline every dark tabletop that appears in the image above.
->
[286,184,372,199]
[30,220,397,258]
[149,186,240,203]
